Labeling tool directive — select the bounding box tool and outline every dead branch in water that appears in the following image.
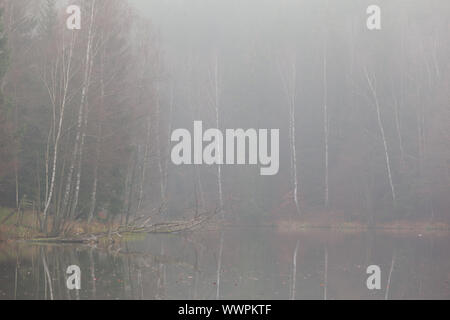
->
[26,210,218,244]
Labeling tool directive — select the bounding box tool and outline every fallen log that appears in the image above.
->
[25,211,216,244]
[25,237,92,244]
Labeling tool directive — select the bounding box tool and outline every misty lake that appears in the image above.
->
[0,228,449,300]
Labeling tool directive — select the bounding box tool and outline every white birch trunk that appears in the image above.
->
[42,33,76,225]
[385,251,396,300]
[212,54,224,216]
[365,69,396,204]
[163,84,175,204]
[156,86,165,203]
[44,122,52,207]
[324,246,328,300]
[88,40,105,224]
[323,41,329,208]
[290,240,299,300]
[216,231,224,300]
[289,62,301,216]
[42,250,54,300]
[393,98,405,167]
[137,113,151,213]
[278,54,301,216]
[135,27,153,215]
[70,0,97,219]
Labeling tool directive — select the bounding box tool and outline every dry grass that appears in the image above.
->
[0,208,120,241]
[276,212,450,235]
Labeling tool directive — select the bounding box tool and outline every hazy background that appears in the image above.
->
[0,0,449,226]
[0,0,449,301]
[126,0,450,223]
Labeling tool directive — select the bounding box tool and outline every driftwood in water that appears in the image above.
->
[26,211,215,244]
[25,238,90,244]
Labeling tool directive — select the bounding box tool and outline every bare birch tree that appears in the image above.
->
[290,239,299,300]
[41,32,76,231]
[323,38,330,208]
[209,52,224,216]
[278,52,301,216]
[365,68,397,205]
[64,0,97,220]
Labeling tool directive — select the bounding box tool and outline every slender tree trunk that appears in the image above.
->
[134,29,154,215]
[212,54,224,216]
[44,127,51,207]
[36,152,42,228]
[278,55,302,216]
[88,40,105,224]
[324,246,328,300]
[186,63,205,212]
[14,256,18,300]
[365,68,396,204]
[156,86,166,203]
[216,231,224,300]
[88,138,100,223]
[289,62,301,216]
[14,161,19,210]
[163,85,174,205]
[156,241,166,299]
[137,114,151,213]
[54,156,66,232]
[290,240,299,300]
[42,33,76,232]
[192,245,200,299]
[393,97,405,168]
[89,248,96,299]
[69,0,97,219]
[323,39,329,208]
[42,249,54,300]
[126,150,138,225]
[385,251,396,300]
[161,83,174,208]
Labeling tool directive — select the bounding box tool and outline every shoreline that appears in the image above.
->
[275,219,450,235]
[0,209,214,243]
[1,208,449,243]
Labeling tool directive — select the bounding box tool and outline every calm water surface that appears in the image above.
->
[0,228,449,299]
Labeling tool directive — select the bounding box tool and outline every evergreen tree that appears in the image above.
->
[0,7,9,98]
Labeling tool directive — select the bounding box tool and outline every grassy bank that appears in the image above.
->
[0,208,119,242]
[2,207,449,242]
[0,207,215,243]
[276,212,450,235]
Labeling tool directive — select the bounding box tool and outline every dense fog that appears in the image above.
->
[0,0,449,302]
[0,0,449,229]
